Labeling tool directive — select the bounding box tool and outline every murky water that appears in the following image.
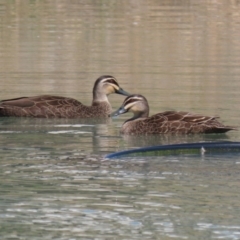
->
[1,0,240,239]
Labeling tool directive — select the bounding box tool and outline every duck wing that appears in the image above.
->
[0,95,83,118]
[142,111,235,134]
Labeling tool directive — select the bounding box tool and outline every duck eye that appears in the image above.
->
[125,98,136,105]
[106,79,118,86]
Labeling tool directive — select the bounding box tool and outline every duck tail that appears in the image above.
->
[214,126,237,133]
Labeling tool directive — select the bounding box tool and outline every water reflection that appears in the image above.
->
[0,117,115,161]
[121,133,232,149]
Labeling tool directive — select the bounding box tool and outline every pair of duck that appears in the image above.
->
[0,75,235,134]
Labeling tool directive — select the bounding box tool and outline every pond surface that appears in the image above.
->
[1,0,240,239]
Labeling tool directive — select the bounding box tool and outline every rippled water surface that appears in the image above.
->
[1,0,240,239]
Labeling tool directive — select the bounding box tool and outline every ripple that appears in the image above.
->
[48,130,91,134]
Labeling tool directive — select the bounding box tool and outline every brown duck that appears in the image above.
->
[112,94,236,134]
[0,75,130,118]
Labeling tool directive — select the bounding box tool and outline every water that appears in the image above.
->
[1,0,240,239]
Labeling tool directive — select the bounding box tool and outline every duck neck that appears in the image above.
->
[92,89,109,105]
[125,110,149,123]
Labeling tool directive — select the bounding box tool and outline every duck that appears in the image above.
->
[0,75,130,118]
[111,94,236,134]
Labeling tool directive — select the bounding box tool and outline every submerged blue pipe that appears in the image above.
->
[105,141,240,159]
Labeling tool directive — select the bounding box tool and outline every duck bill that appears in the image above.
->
[111,107,127,117]
[115,88,131,96]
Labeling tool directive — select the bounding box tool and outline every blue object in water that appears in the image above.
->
[105,141,240,159]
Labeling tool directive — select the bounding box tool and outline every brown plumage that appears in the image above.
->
[0,75,130,118]
[112,94,236,134]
